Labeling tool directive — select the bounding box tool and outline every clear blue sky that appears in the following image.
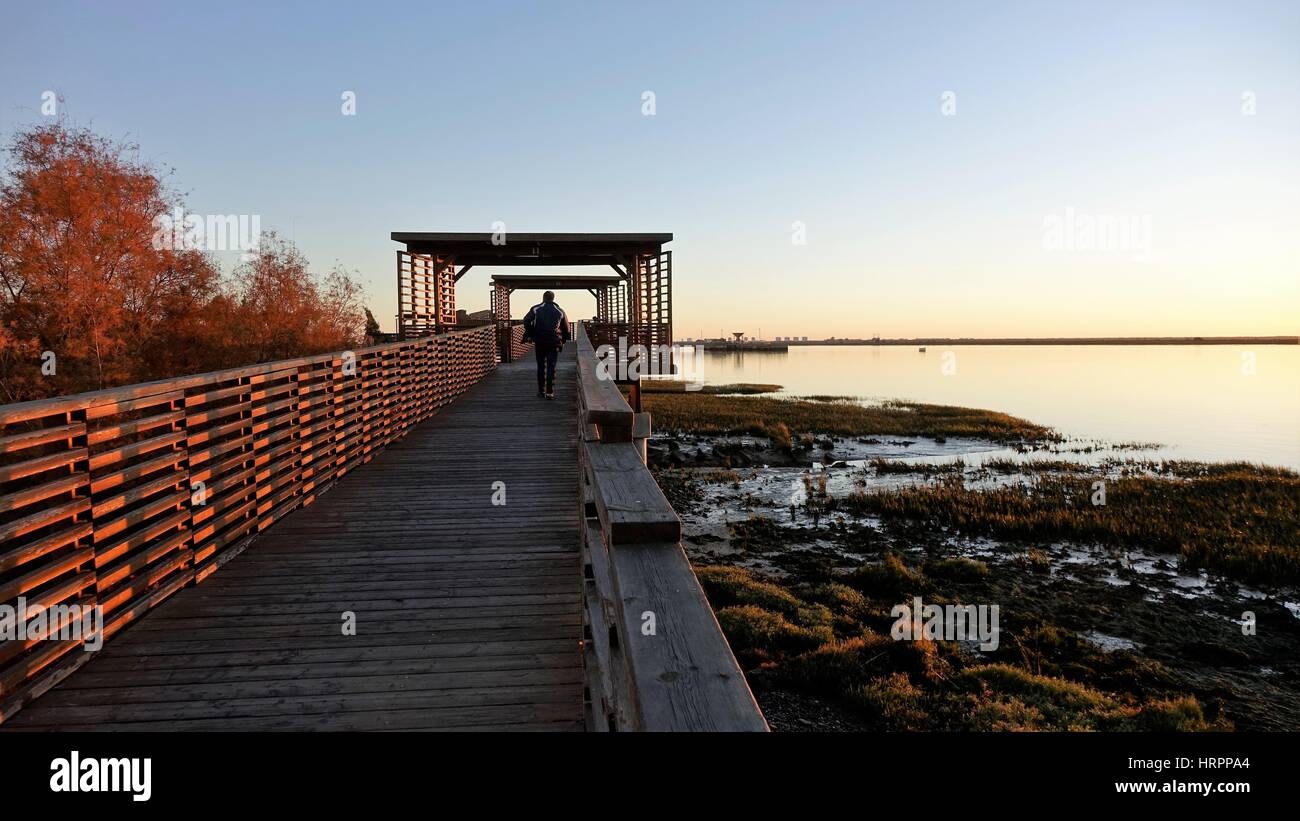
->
[3,0,1297,337]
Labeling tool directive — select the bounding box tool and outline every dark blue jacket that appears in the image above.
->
[522,301,571,347]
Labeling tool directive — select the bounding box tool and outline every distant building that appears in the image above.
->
[455,308,494,328]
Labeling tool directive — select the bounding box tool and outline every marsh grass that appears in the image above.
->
[978,458,1092,474]
[798,394,859,403]
[726,515,796,553]
[641,381,782,394]
[698,468,744,485]
[977,457,1299,480]
[766,421,793,448]
[1151,460,1299,479]
[949,665,1219,731]
[694,562,1224,731]
[644,394,1058,443]
[870,457,966,475]
[842,471,1300,585]
[695,565,832,628]
[716,606,834,661]
[925,556,991,582]
[845,553,927,598]
[696,566,834,664]
[1014,546,1052,574]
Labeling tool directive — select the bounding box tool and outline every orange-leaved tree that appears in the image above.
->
[0,122,369,402]
[223,232,365,364]
[0,123,221,401]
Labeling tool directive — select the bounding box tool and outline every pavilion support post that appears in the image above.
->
[614,279,628,324]
[435,256,458,334]
[642,249,672,372]
[491,282,513,362]
[625,253,643,342]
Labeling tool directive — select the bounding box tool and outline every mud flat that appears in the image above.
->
[646,392,1300,731]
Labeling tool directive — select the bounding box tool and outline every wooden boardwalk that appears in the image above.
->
[3,350,584,731]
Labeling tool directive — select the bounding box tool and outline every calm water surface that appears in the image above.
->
[693,345,1300,469]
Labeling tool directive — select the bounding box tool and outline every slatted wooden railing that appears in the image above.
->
[585,321,672,354]
[494,322,533,363]
[574,324,767,731]
[509,323,532,362]
[0,324,498,722]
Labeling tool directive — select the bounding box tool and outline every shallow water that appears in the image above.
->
[691,345,1300,469]
[668,433,1300,618]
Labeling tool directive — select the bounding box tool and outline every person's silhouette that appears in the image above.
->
[521,291,571,399]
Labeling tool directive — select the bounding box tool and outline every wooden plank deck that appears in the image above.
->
[2,348,585,731]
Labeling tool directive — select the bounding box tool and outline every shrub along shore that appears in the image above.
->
[696,563,1226,731]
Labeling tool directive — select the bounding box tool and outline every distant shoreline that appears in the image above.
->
[740,336,1298,347]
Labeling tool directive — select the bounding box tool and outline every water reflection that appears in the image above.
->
[698,345,1300,468]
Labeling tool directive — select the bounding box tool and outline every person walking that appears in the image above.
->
[521,291,571,399]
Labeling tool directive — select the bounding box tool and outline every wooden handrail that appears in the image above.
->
[574,323,768,731]
[574,325,635,436]
[0,325,499,721]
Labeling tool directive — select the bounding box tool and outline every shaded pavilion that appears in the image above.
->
[391,232,673,360]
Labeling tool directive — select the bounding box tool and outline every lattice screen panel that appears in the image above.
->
[398,252,457,338]
[636,250,671,348]
[491,283,514,362]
